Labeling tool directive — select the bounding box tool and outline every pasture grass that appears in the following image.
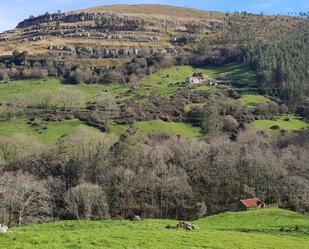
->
[0,63,255,104]
[250,115,309,133]
[139,63,256,95]
[0,79,130,106]
[0,208,308,249]
[0,119,95,143]
[238,94,271,109]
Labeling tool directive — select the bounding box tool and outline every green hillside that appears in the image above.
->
[0,209,308,249]
[0,63,308,143]
[0,5,308,249]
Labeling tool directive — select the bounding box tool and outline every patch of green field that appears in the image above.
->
[194,85,212,91]
[216,63,256,83]
[138,63,256,95]
[0,79,130,106]
[195,85,232,92]
[108,121,130,135]
[238,94,271,109]
[0,119,99,143]
[250,115,309,133]
[0,209,308,249]
[0,79,62,105]
[140,66,207,86]
[36,120,84,143]
[109,120,201,138]
[100,84,131,99]
[0,119,34,137]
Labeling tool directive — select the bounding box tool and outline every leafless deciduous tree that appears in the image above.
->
[66,183,109,220]
[57,87,86,112]
[0,171,50,226]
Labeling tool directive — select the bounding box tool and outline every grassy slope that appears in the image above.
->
[139,63,256,96]
[0,63,308,142]
[0,63,255,103]
[250,115,309,133]
[0,119,98,143]
[238,94,271,109]
[0,209,308,249]
[82,4,224,20]
[1,63,251,141]
[0,79,129,106]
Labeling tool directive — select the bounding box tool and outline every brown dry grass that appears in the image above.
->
[0,4,302,60]
[75,4,225,22]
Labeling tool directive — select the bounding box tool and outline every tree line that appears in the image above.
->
[0,127,308,227]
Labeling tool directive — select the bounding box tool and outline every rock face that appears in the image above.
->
[0,5,226,65]
[17,12,144,29]
[48,45,177,58]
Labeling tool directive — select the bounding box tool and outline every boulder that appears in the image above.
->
[132,215,142,221]
[175,221,197,230]
[0,224,8,233]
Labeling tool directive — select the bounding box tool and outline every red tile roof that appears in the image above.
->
[240,198,262,208]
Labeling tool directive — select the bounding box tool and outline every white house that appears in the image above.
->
[186,75,204,85]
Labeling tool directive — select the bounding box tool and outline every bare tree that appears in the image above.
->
[0,171,50,226]
[35,90,55,111]
[96,94,118,119]
[57,87,86,112]
[0,134,44,166]
[66,183,109,220]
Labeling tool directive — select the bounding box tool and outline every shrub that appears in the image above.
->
[222,115,239,131]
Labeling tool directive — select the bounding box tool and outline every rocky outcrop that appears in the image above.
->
[78,47,140,57]
[17,12,147,31]
[49,46,141,57]
[48,45,177,58]
[60,32,160,42]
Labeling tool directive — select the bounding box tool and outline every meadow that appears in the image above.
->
[139,63,256,96]
[238,94,271,109]
[250,115,309,133]
[0,208,308,249]
[0,79,130,106]
[0,118,101,143]
[0,63,257,105]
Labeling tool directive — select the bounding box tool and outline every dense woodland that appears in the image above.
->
[224,12,309,114]
[0,128,309,227]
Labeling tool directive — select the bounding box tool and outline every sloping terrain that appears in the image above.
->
[0,4,302,68]
[0,5,225,68]
[0,208,308,249]
[0,62,307,143]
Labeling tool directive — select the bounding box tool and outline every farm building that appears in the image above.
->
[186,75,205,85]
[229,198,265,211]
[186,73,219,86]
